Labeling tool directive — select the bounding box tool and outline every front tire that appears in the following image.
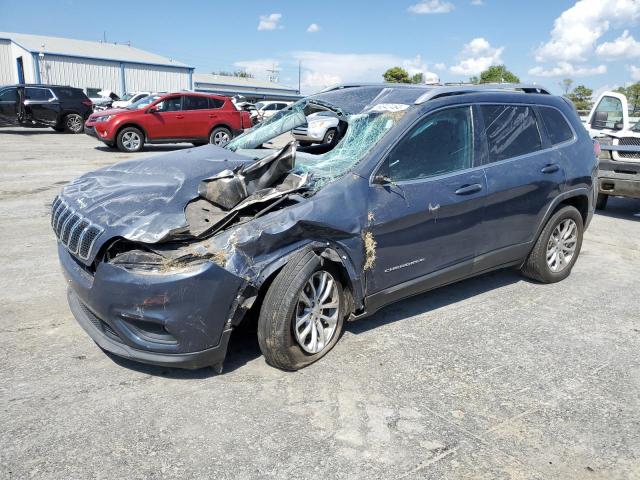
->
[64,113,84,134]
[595,193,608,210]
[323,128,337,145]
[257,250,345,371]
[209,127,232,147]
[116,126,144,152]
[521,205,583,283]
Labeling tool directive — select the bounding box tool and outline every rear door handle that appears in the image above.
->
[455,183,482,195]
[209,114,217,118]
[541,164,559,174]
[176,115,184,119]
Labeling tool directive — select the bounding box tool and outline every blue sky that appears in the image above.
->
[1,0,638,95]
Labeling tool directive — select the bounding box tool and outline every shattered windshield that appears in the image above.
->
[226,91,411,184]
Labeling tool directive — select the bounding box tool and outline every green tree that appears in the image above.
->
[383,67,412,83]
[560,78,573,95]
[469,65,520,84]
[212,70,254,78]
[566,85,593,111]
[616,82,640,114]
[411,72,425,84]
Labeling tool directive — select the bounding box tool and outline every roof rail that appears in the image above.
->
[414,83,550,104]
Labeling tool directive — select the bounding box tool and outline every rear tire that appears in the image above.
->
[257,250,345,371]
[64,113,84,134]
[209,127,232,146]
[116,126,144,152]
[521,205,583,284]
[595,193,608,210]
[323,128,337,145]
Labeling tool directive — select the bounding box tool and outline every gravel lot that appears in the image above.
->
[1,127,639,480]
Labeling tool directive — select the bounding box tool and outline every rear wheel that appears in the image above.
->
[595,193,608,210]
[209,127,232,147]
[116,127,144,152]
[64,113,84,134]
[521,205,583,283]
[323,128,337,144]
[257,250,345,371]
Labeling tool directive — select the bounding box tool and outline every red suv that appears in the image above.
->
[84,92,252,152]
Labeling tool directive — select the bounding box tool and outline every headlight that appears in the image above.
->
[596,136,613,160]
[93,115,112,123]
[312,120,332,128]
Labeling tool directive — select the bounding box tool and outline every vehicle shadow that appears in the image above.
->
[0,128,58,135]
[596,196,640,222]
[94,145,193,153]
[346,268,523,336]
[105,268,523,378]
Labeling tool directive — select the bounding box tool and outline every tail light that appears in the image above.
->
[82,99,93,107]
[593,140,601,156]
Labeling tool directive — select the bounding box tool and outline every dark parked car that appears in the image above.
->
[0,84,93,133]
[52,83,597,371]
[84,92,253,152]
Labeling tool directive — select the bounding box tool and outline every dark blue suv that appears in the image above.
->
[52,83,597,371]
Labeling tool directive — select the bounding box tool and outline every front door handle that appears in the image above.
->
[455,183,482,195]
[541,164,559,174]
[176,115,184,119]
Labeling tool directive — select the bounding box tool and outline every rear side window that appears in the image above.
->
[208,98,224,109]
[25,88,53,101]
[539,107,574,145]
[0,88,18,101]
[383,106,473,182]
[55,87,86,99]
[480,105,542,162]
[183,96,209,110]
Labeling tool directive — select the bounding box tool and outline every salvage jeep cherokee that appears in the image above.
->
[52,83,597,371]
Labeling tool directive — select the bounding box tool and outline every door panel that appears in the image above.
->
[0,87,19,125]
[365,105,486,295]
[367,170,487,294]
[24,87,59,125]
[182,95,212,138]
[144,96,185,139]
[479,104,565,255]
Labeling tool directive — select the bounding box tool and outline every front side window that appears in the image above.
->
[25,88,53,101]
[591,96,623,130]
[381,106,474,182]
[539,107,574,145]
[155,96,182,112]
[0,88,18,101]
[183,96,209,110]
[481,105,542,162]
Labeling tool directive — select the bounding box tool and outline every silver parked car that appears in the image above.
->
[292,111,339,145]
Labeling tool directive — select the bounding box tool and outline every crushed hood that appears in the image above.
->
[60,145,252,246]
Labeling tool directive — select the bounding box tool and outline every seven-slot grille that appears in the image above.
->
[618,137,640,160]
[51,196,103,260]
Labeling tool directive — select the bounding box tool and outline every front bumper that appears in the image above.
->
[59,245,246,369]
[598,159,640,199]
[84,123,114,143]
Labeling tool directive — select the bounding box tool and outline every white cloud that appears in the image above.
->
[408,0,454,14]
[233,59,280,79]
[471,0,484,5]
[528,62,607,77]
[630,65,640,80]
[449,37,504,76]
[291,51,438,92]
[258,13,282,31]
[596,30,640,59]
[534,0,640,63]
[307,23,320,33]
[433,62,447,71]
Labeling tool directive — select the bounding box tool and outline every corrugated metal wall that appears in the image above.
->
[0,40,15,84]
[123,64,190,93]
[40,55,121,93]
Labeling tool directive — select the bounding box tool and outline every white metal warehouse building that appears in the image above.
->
[194,74,301,102]
[0,32,193,96]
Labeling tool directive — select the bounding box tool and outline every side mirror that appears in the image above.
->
[48,97,57,103]
[373,174,392,185]
[147,106,158,113]
[614,121,624,130]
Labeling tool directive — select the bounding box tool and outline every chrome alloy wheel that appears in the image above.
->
[546,218,578,273]
[211,130,230,146]
[67,114,83,133]
[294,271,340,354]
[122,131,141,151]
